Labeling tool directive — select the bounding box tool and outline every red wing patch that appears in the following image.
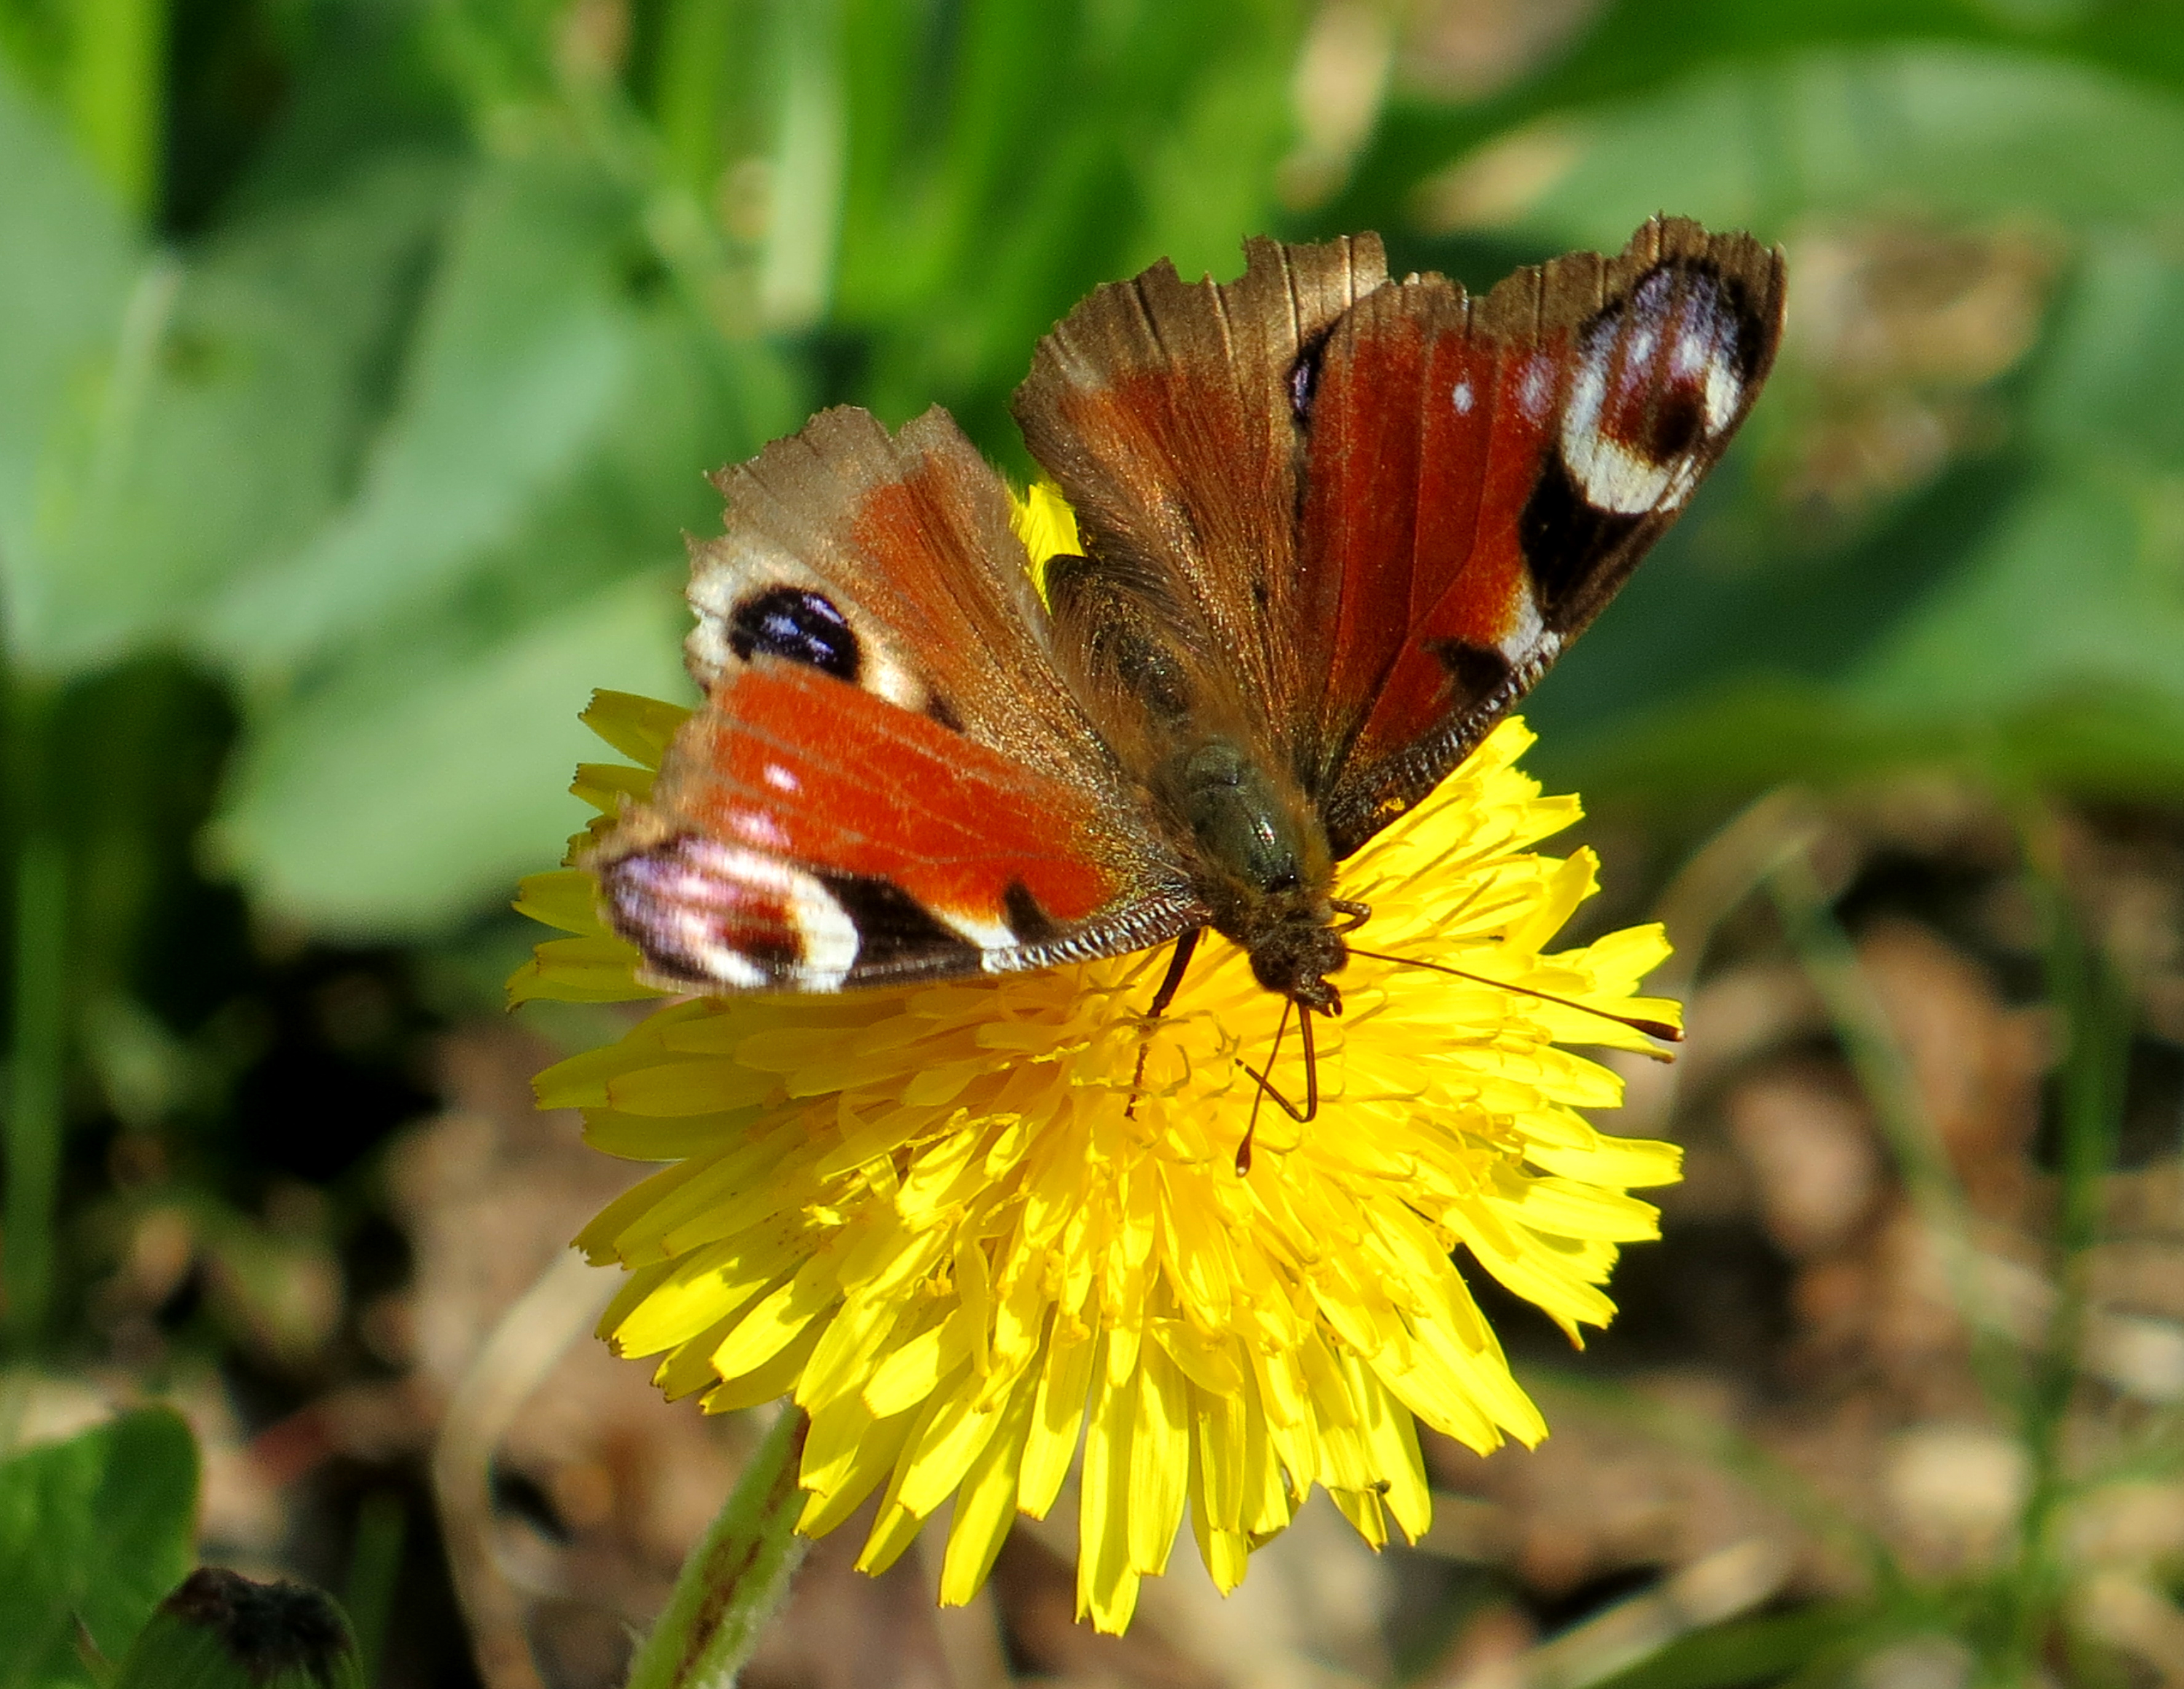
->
[591,664,1192,992]
[1294,280,1513,797]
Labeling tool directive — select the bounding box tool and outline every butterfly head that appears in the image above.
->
[1245,914,1347,1015]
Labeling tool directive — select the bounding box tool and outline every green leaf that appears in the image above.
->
[211,571,694,937]
[57,0,165,216]
[2028,229,2184,472]
[1850,465,2184,720]
[199,149,642,674]
[1411,44,2184,250]
[0,59,137,674]
[0,1409,200,1688]
[20,151,465,674]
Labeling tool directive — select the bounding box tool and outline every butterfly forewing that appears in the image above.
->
[1286,271,1497,809]
[1302,218,1786,855]
[690,405,1103,769]
[591,406,1202,994]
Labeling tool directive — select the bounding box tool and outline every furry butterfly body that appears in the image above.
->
[589,218,1786,1018]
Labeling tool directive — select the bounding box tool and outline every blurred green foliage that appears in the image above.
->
[0,1407,196,1684]
[3,0,2184,1680]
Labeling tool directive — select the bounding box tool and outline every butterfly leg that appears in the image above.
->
[1124,928,1203,1120]
[1330,898,1372,934]
[1237,1001,1319,1174]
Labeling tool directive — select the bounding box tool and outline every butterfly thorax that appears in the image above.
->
[1160,735,1347,1011]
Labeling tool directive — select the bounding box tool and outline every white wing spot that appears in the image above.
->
[1702,348,1742,435]
[947,911,1018,954]
[1671,324,1709,380]
[728,807,790,851]
[782,868,860,989]
[661,840,859,991]
[1561,335,1684,514]
[1452,379,1475,415]
[1497,580,1545,661]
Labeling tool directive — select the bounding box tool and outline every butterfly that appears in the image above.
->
[588,216,1786,1082]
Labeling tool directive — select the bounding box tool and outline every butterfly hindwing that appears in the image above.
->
[598,665,1197,991]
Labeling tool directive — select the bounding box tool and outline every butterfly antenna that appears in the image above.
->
[1125,930,1201,1121]
[1237,997,1287,1176]
[1348,946,1683,1050]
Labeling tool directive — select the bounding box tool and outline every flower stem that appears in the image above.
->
[624,1407,810,1689]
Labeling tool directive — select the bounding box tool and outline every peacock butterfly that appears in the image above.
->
[587,218,1786,1091]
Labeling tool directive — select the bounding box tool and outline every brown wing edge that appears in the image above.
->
[1473,216,1788,641]
[1009,232,1394,723]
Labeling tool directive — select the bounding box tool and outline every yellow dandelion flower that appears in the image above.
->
[513,478,1684,1631]
[1011,480,1082,597]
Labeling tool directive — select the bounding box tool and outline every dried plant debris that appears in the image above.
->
[1772,220,2061,523]
[1375,781,2183,1689]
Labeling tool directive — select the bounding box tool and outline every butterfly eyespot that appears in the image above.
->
[1555,260,1757,521]
[1638,386,1706,463]
[728,585,861,682]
